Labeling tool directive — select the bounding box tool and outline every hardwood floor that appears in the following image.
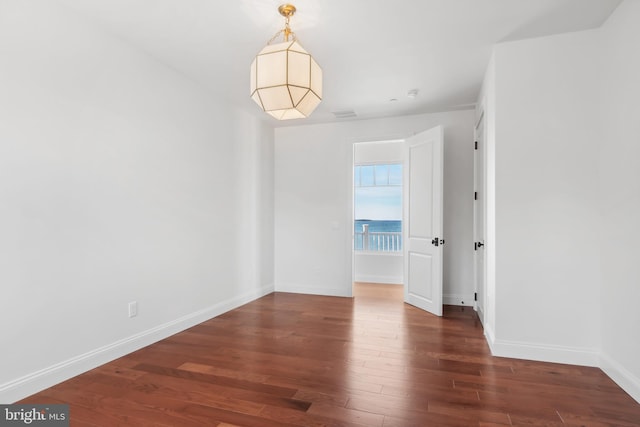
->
[353,282,404,300]
[21,285,640,426]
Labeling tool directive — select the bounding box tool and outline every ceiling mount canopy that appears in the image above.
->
[250,4,323,121]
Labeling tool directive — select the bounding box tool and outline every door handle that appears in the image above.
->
[476,241,484,249]
[432,238,445,247]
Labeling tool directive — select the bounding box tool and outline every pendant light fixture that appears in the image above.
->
[250,4,322,120]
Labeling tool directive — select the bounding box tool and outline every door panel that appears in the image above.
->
[408,252,433,300]
[409,142,434,238]
[404,126,443,316]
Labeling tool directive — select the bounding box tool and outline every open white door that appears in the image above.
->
[403,126,444,316]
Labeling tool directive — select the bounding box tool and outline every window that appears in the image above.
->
[354,163,402,252]
[354,164,402,188]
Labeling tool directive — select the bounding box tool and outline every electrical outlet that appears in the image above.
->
[128,301,137,318]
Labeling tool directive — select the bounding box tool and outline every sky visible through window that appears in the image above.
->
[354,164,402,220]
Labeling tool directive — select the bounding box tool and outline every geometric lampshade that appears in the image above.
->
[250,41,323,120]
[250,5,322,120]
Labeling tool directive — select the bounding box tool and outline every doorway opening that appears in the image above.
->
[352,141,404,300]
[350,126,444,316]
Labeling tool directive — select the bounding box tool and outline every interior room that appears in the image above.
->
[1,0,639,424]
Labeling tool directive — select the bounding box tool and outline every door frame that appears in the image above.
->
[473,110,487,325]
[349,139,406,296]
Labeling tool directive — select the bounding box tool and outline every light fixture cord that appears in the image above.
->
[266,15,297,45]
[284,16,292,41]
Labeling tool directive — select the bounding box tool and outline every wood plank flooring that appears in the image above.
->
[20,284,640,426]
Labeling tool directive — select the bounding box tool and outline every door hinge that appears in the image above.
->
[474,191,477,200]
[474,292,477,301]
[474,141,478,150]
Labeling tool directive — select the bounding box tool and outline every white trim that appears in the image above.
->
[443,293,475,306]
[348,137,405,145]
[483,332,640,404]
[0,284,274,404]
[354,160,403,167]
[472,110,487,332]
[355,251,403,257]
[482,324,498,364]
[484,323,496,352]
[600,353,640,404]
[275,283,351,298]
[488,337,599,367]
[349,137,407,300]
[349,140,356,298]
[354,274,403,285]
[475,304,485,327]
[474,109,485,130]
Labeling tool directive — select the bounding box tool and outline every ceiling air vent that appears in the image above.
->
[332,110,357,119]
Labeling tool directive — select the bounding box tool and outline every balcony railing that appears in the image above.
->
[354,224,402,252]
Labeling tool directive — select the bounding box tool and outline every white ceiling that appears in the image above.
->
[57,0,620,126]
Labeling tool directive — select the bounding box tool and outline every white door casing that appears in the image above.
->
[403,126,444,316]
[474,115,486,325]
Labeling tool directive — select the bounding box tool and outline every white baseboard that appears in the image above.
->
[484,324,496,351]
[487,337,599,367]
[443,293,475,306]
[484,334,640,404]
[274,283,352,297]
[354,274,403,285]
[600,352,640,404]
[0,284,274,404]
[476,305,485,327]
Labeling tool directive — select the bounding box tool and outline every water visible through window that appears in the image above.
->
[354,163,402,252]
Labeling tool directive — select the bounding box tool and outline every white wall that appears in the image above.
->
[598,0,640,403]
[234,112,275,298]
[354,253,403,285]
[354,141,404,164]
[487,30,603,365]
[274,110,475,303]
[476,0,640,402]
[0,0,273,402]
